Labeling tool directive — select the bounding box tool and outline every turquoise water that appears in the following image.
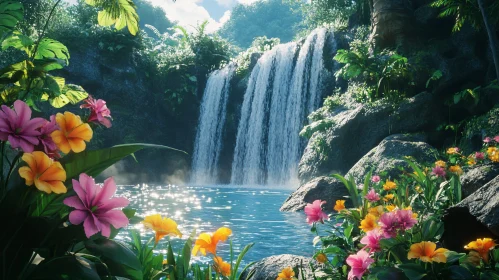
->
[115,184,316,264]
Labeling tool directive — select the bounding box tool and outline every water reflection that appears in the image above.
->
[115,184,315,263]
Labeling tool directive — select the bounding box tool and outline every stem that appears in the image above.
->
[478,0,499,82]
[5,152,22,191]
[22,0,62,101]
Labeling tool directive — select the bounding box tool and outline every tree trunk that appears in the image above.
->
[477,0,499,82]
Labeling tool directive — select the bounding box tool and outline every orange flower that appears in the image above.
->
[142,214,182,244]
[18,151,66,194]
[213,256,231,277]
[315,253,327,263]
[449,165,463,175]
[51,112,93,154]
[408,241,448,263]
[464,238,496,262]
[359,213,378,232]
[368,206,384,217]
[334,200,346,212]
[435,160,446,168]
[383,180,397,191]
[383,194,395,201]
[488,147,499,162]
[277,267,296,280]
[192,227,232,256]
[447,147,459,155]
[385,204,396,212]
[467,156,476,166]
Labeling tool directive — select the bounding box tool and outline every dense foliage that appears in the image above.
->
[217,0,304,48]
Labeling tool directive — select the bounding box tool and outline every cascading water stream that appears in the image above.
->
[231,28,328,186]
[190,64,236,184]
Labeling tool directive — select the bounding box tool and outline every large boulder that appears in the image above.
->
[443,175,499,251]
[460,163,499,198]
[298,92,443,184]
[241,254,319,280]
[280,176,347,212]
[284,134,437,212]
[347,134,437,183]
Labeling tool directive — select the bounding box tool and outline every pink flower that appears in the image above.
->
[431,166,446,178]
[475,152,485,160]
[494,136,499,143]
[371,175,381,183]
[64,173,129,238]
[0,100,46,152]
[484,137,492,143]
[81,95,112,128]
[36,115,59,158]
[396,210,418,231]
[346,250,374,280]
[378,212,399,238]
[365,189,380,202]
[304,200,328,224]
[360,228,384,252]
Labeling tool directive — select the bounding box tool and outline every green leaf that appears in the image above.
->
[85,238,143,280]
[1,32,33,52]
[0,0,23,39]
[33,255,100,279]
[60,143,186,180]
[444,265,474,280]
[398,263,427,280]
[49,84,89,108]
[95,0,139,35]
[35,38,70,65]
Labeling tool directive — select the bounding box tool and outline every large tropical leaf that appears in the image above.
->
[85,238,143,280]
[0,0,23,39]
[88,0,139,35]
[46,84,89,108]
[31,255,100,280]
[35,38,70,65]
[1,31,33,52]
[60,143,186,180]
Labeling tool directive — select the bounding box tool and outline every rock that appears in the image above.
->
[443,175,499,251]
[347,134,437,183]
[298,92,444,184]
[240,254,320,280]
[280,176,347,212]
[370,0,416,49]
[460,164,499,198]
[284,134,436,212]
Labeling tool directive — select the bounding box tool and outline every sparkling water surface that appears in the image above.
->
[115,184,316,264]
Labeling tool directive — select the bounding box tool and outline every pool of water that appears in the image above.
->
[115,184,316,264]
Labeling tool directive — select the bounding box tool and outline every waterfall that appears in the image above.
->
[191,64,235,184]
[231,28,328,186]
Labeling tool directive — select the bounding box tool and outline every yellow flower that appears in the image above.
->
[383,194,395,201]
[162,259,168,265]
[447,147,459,155]
[359,214,379,232]
[213,256,231,277]
[277,267,297,280]
[315,253,327,263]
[383,180,397,191]
[386,204,397,212]
[192,227,232,256]
[488,147,499,162]
[334,200,346,212]
[18,151,67,194]
[51,112,93,154]
[464,238,496,262]
[408,241,448,263]
[435,160,446,168]
[468,156,476,166]
[368,206,384,217]
[415,185,423,194]
[449,165,463,175]
[142,214,182,244]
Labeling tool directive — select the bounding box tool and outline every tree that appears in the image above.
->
[431,0,499,81]
[217,0,304,48]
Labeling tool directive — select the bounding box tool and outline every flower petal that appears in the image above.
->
[98,209,129,229]
[64,195,86,210]
[69,209,88,225]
